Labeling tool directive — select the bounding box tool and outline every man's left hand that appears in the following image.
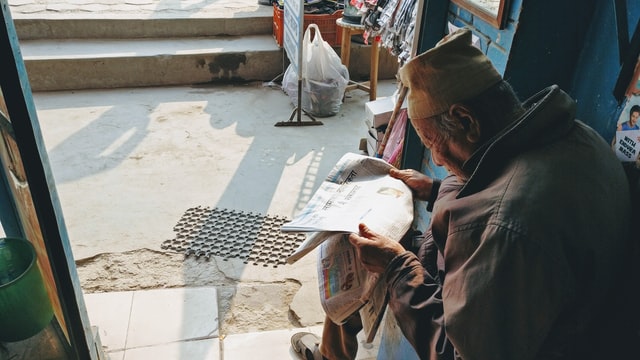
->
[349,223,406,273]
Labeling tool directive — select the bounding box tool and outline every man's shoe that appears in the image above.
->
[291,332,323,360]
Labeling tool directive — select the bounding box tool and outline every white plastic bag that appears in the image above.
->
[283,24,349,117]
[282,64,299,105]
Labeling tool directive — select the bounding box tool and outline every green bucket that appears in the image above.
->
[0,237,54,342]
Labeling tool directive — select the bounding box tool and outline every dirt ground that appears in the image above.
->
[75,248,316,335]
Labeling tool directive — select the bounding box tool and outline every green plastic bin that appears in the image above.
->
[0,237,54,342]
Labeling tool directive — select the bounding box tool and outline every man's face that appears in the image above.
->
[631,110,639,126]
[410,117,472,180]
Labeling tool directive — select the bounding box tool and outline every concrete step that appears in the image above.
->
[21,35,287,91]
[13,2,398,92]
[13,15,273,40]
[9,0,275,40]
[21,36,399,91]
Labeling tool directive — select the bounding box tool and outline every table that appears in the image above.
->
[336,17,380,101]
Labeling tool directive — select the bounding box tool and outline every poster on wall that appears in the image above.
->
[613,96,640,162]
[614,130,640,162]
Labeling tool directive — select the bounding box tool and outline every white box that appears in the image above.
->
[365,95,408,129]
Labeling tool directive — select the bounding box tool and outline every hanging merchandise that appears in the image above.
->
[283,24,350,117]
[396,3,417,62]
[355,0,418,64]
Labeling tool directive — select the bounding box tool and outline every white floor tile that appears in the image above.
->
[84,288,381,359]
[223,328,307,360]
[222,325,379,360]
[356,330,379,360]
[126,287,219,348]
[106,350,125,360]
[123,339,220,360]
[84,291,133,352]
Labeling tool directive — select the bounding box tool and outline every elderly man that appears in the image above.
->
[292,28,636,360]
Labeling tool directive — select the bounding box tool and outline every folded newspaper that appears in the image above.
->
[281,152,414,342]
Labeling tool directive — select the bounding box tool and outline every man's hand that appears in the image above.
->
[389,168,434,201]
[349,223,405,274]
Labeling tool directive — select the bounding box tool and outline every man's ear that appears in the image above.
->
[449,104,481,143]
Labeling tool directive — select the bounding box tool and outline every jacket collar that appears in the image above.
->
[457,85,577,198]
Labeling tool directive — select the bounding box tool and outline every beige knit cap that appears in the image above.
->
[399,28,502,119]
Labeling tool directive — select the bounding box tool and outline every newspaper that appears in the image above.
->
[281,152,414,342]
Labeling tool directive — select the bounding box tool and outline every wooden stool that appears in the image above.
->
[336,17,380,101]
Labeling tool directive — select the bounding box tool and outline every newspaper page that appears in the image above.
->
[317,234,369,323]
[281,152,414,342]
[281,152,413,240]
[317,235,391,342]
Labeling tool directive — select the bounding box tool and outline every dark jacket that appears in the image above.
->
[384,86,635,359]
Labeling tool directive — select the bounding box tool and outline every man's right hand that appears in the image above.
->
[389,168,435,201]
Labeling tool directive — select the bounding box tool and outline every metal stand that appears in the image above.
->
[275,79,323,127]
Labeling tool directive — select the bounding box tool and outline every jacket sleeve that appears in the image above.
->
[384,233,454,360]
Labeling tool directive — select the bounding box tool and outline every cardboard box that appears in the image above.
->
[365,95,408,130]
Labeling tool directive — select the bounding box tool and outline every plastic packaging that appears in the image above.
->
[283,24,349,117]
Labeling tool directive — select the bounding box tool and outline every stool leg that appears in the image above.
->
[369,37,380,101]
[340,29,352,67]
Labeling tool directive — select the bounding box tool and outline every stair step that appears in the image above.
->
[21,35,287,91]
[11,0,274,40]
[21,35,280,58]
[10,0,398,92]
[14,17,273,40]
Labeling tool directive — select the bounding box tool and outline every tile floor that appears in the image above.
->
[83,287,380,360]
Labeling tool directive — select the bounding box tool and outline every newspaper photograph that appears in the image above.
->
[281,152,415,342]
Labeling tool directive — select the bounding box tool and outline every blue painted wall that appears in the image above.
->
[447,0,599,100]
[447,0,522,75]
[572,0,640,142]
[503,0,596,99]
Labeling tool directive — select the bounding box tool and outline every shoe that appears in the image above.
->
[291,332,323,360]
[258,0,272,5]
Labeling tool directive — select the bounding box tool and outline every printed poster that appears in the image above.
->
[613,95,640,162]
[614,130,640,162]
